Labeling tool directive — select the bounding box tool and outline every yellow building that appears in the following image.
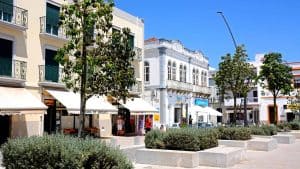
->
[0,0,144,142]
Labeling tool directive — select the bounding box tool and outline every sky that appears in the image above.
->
[114,0,300,68]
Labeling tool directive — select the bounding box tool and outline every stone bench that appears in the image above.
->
[136,148,199,168]
[198,146,246,168]
[289,131,300,139]
[218,140,248,148]
[247,138,277,151]
[273,134,296,144]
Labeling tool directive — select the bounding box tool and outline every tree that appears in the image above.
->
[56,0,136,137]
[214,45,252,125]
[258,53,293,124]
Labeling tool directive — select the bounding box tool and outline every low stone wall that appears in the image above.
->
[251,135,273,139]
[218,140,248,148]
[273,134,296,144]
[136,148,199,168]
[121,145,145,162]
[198,146,246,168]
[247,138,277,151]
[289,131,300,139]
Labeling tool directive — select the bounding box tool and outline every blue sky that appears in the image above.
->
[114,0,300,68]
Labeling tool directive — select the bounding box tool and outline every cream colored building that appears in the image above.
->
[0,0,144,142]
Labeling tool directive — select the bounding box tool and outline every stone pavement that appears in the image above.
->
[135,140,300,169]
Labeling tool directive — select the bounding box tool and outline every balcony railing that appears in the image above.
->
[167,80,193,91]
[129,81,142,94]
[224,97,258,106]
[134,47,142,61]
[0,1,28,28]
[39,65,63,83]
[40,16,66,39]
[193,85,211,95]
[0,58,26,80]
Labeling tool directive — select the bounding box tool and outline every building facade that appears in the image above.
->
[0,0,144,142]
[143,38,211,127]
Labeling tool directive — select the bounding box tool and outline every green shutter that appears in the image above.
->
[129,34,134,49]
[46,3,60,35]
[45,49,59,82]
[0,38,12,77]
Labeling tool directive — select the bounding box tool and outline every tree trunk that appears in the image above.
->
[78,8,88,138]
[233,95,237,125]
[243,94,248,126]
[273,94,277,124]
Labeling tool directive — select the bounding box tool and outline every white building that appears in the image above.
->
[143,38,211,126]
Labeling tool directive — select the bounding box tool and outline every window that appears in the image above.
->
[294,77,300,88]
[128,34,134,49]
[0,0,13,22]
[192,69,196,84]
[253,91,258,97]
[196,69,199,85]
[144,61,150,83]
[172,62,176,80]
[167,61,171,80]
[45,49,59,82]
[183,65,187,82]
[201,71,204,86]
[179,64,183,82]
[0,38,13,76]
[204,72,207,86]
[46,3,60,35]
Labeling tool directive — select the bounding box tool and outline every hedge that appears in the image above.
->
[145,128,218,151]
[1,135,133,169]
[250,125,277,136]
[217,127,251,140]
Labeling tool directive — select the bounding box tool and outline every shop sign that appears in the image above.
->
[195,98,208,107]
[154,114,160,121]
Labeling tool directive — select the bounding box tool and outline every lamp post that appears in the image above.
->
[217,11,238,49]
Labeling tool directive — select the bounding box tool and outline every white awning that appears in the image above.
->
[0,87,47,114]
[202,107,223,116]
[46,90,117,114]
[120,98,158,113]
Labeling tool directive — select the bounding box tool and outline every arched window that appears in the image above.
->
[192,69,196,85]
[172,62,176,80]
[183,65,187,82]
[201,71,205,86]
[144,61,150,83]
[196,69,199,85]
[167,61,172,80]
[204,72,207,86]
[179,64,183,82]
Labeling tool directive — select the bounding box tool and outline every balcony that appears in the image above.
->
[167,80,193,91]
[0,59,26,86]
[134,47,142,61]
[224,97,258,107]
[129,81,142,95]
[0,1,28,30]
[38,65,65,88]
[40,16,67,40]
[193,85,211,95]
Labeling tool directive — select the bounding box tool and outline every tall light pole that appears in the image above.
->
[217,11,238,49]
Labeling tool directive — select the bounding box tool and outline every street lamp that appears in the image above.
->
[217,11,238,49]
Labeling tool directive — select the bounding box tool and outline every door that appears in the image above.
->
[0,38,12,77]
[44,105,56,134]
[268,106,277,124]
[174,108,181,123]
[46,3,60,35]
[0,115,10,145]
[45,49,59,82]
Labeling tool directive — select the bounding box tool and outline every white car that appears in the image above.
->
[170,123,180,128]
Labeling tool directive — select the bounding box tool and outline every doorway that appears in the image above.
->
[0,115,10,145]
[44,105,57,134]
[174,108,181,123]
[268,106,277,124]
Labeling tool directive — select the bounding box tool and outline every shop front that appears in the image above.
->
[0,87,47,144]
[112,98,158,136]
[43,90,117,137]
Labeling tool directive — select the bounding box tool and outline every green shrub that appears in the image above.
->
[217,127,251,140]
[250,125,277,136]
[197,129,219,150]
[289,121,300,130]
[249,126,265,135]
[277,122,291,132]
[144,130,165,149]
[1,135,133,169]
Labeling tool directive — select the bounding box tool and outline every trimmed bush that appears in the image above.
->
[250,125,277,136]
[144,128,218,151]
[1,135,133,169]
[289,121,300,130]
[217,127,251,140]
[277,122,291,132]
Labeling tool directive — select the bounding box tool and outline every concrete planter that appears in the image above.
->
[198,146,246,168]
[273,134,296,144]
[218,140,248,148]
[251,135,273,139]
[247,138,277,151]
[136,148,199,168]
[121,145,145,162]
[289,130,300,139]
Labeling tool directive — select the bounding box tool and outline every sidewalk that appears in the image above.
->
[135,140,300,169]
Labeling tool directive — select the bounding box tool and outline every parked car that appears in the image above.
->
[170,123,180,128]
[197,122,213,128]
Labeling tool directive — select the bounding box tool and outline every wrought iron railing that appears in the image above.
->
[0,58,26,80]
[167,80,193,91]
[0,1,28,28]
[39,65,63,83]
[129,81,142,93]
[134,47,142,61]
[40,16,66,39]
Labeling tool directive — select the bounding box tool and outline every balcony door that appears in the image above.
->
[0,38,12,77]
[0,0,13,22]
[0,115,10,145]
[45,49,59,82]
[46,3,59,35]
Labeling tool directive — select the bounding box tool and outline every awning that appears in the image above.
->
[202,107,223,116]
[0,87,47,114]
[46,90,117,114]
[190,106,207,116]
[284,109,293,113]
[120,98,158,113]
